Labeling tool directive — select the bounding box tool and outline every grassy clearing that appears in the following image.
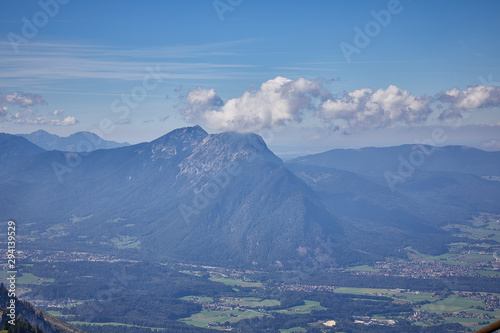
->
[181,296,214,302]
[275,300,325,315]
[422,296,485,313]
[332,287,436,303]
[222,297,280,308]
[442,316,496,328]
[0,271,54,285]
[444,217,500,243]
[279,326,307,332]
[346,265,380,272]
[46,310,63,316]
[180,309,266,328]
[209,275,263,288]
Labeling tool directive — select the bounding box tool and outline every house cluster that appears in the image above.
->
[352,316,396,326]
[351,260,480,278]
[279,284,336,293]
[441,311,495,320]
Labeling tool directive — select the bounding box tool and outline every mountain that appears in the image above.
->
[285,162,500,255]
[1,127,499,268]
[0,133,45,176]
[0,284,85,333]
[0,126,353,267]
[18,130,129,152]
[289,144,500,179]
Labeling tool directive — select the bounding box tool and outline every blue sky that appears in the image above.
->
[1,0,500,157]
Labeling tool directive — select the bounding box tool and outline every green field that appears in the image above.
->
[180,309,266,328]
[422,296,486,313]
[181,296,215,302]
[209,275,263,288]
[222,297,280,308]
[442,316,498,329]
[279,326,307,332]
[346,265,380,272]
[275,300,325,315]
[332,287,437,303]
[0,271,54,285]
[46,310,73,319]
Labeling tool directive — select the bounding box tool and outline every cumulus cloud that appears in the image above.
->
[2,92,47,107]
[179,79,500,132]
[181,76,329,132]
[13,109,78,126]
[439,85,500,109]
[318,85,433,128]
[437,85,500,120]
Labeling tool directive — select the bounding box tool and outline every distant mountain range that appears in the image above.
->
[289,145,500,179]
[1,126,499,268]
[18,130,129,152]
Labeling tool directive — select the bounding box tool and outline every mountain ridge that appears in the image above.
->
[0,126,353,267]
[18,129,129,152]
[1,126,499,268]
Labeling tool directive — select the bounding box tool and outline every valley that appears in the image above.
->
[1,127,499,332]
[1,212,499,332]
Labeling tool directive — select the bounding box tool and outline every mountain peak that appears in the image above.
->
[152,125,208,144]
[171,125,207,136]
[31,129,51,135]
[149,126,209,161]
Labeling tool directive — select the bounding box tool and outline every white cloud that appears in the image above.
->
[180,80,500,132]
[58,116,78,126]
[3,92,46,107]
[181,76,328,132]
[182,87,223,124]
[0,92,78,126]
[318,85,432,128]
[13,109,78,126]
[439,85,500,109]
